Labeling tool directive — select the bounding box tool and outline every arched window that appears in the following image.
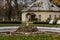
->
[39,15,41,20]
[26,12,36,21]
[26,13,31,18]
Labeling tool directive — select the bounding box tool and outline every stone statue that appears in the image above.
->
[26,15,30,26]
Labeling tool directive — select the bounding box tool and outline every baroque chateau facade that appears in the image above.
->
[21,0,60,22]
[0,0,60,22]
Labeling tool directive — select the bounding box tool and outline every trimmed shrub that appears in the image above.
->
[33,21,49,24]
[0,21,22,24]
[53,20,57,25]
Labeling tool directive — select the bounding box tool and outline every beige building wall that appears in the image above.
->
[22,12,60,22]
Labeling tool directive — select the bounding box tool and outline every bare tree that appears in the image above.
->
[14,0,19,20]
[6,0,22,21]
[6,0,12,20]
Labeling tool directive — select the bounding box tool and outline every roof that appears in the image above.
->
[21,0,60,12]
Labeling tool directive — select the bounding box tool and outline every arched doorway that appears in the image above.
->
[26,12,37,21]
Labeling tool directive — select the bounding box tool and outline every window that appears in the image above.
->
[49,15,52,18]
[54,15,57,18]
[48,15,52,20]
[51,5,54,7]
[39,15,41,20]
[59,15,60,18]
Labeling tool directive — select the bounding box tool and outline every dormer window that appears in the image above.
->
[51,5,54,7]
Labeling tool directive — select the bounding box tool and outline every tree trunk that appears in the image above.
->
[14,0,19,21]
[7,0,12,21]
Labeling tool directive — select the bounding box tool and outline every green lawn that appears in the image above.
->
[0,23,60,27]
[30,24,60,27]
[0,34,60,40]
[0,24,25,26]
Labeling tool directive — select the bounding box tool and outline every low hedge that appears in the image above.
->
[33,21,49,24]
[0,21,22,24]
[33,21,57,25]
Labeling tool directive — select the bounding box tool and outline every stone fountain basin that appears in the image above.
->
[0,26,60,35]
[37,26,60,33]
[0,26,19,32]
